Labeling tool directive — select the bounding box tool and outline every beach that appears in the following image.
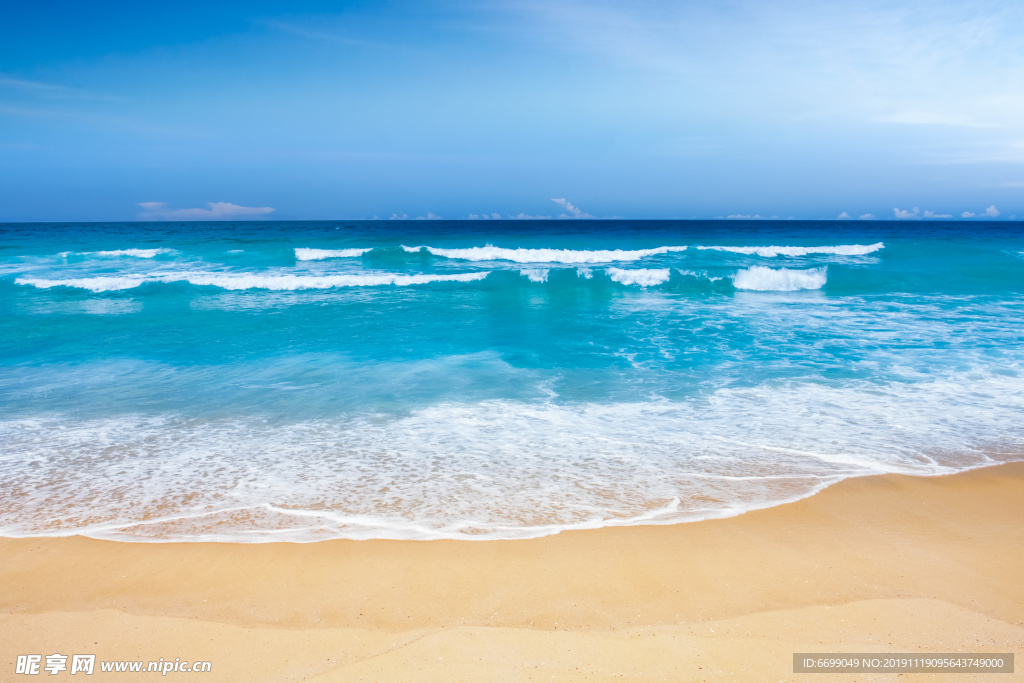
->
[2,462,1021,681]
[5,0,1024,676]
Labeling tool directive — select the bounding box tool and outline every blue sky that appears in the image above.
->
[1,0,1022,221]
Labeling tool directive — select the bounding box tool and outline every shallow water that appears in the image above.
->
[1,220,1022,540]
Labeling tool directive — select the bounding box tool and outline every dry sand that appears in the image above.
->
[1,463,1022,681]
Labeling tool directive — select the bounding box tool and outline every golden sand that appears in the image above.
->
[2,463,1022,681]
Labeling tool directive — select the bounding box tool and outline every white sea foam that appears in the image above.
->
[519,268,549,283]
[401,244,687,263]
[0,370,1020,542]
[59,248,174,258]
[732,266,827,291]
[697,243,883,257]
[677,269,725,282]
[577,267,593,279]
[16,271,491,292]
[16,275,152,292]
[607,267,672,286]
[294,247,372,260]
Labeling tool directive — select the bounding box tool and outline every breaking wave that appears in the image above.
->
[697,243,883,257]
[732,266,828,291]
[401,244,688,263]
[607,267,672,286]
[519,268,549,283]
[59,248,175,258]
[294,248,372,260]
[16,271,491,292]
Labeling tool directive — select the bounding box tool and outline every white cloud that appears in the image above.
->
[837,211,851,219]
[137,201,274,221]
[389,212,409,220]
[727,213,764,219]
[923,210,952,218]
[509,212,552,219]
[961,205,1000,218]
[551,198,594,219]
[893,207,920,219]
[859,213,876,220]
[876,111,992,128]
[414,213,443,220]
[468,212,503,220]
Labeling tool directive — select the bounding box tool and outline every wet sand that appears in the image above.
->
[2,463,1022,681]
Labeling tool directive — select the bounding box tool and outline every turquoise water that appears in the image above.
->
[1,220,1022,540]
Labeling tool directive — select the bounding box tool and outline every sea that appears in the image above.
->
[1,220,1022,541]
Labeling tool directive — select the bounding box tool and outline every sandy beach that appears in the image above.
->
[1,462,1022,681]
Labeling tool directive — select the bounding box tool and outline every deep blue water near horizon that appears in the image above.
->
[1,219,1022,540]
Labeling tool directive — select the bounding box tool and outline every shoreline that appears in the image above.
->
[4,462,1012,544]
[2,462,1022,681]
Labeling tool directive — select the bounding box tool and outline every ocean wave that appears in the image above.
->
[401,244,688,263]
[58,248,175,258]
[294,247,372,260]
[607,267,672,286]
[519,268,549,283]
[2,369,1020,542]
[16,271,491,292]
[697,243,883,257]
[732,266,827,291]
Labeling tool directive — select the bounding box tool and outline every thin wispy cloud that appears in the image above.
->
[261,20,425,56]
[0,75,117,101]
[137,202,274,221]
[499,1,1024,149]
[875,111,996,129]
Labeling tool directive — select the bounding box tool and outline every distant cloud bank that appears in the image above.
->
[138,202,274,221]
[894,205,999,219]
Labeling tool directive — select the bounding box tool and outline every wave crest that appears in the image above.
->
[731,266,827,291]
[697,243,883,257]
[59,248,174,259]
[294,248,371,260]
[16,271,491,292]
[607,267,672,286]
[402,244,687,263]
